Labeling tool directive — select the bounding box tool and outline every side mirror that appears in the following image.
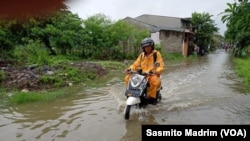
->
[154,62,160,67]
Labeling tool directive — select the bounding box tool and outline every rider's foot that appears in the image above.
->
[152,98,157,105]
[139,102,147,108]
[147,98,157,105]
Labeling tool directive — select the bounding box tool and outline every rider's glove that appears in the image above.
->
[154,70,161,77]
[154,71,160,75]
[149,70,160,75]
[125,68,131,73]
[149,70,153,74]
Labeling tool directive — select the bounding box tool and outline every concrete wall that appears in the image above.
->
[160,30,184,53]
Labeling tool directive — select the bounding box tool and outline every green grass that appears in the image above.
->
[163,52,184,62]
[233,57,250,85]
[3,83,84,105]
[94,61,127,69]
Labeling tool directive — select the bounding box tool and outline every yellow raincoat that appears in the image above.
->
[125,50,165,99]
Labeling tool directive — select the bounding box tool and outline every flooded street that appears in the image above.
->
[1,50,250,141]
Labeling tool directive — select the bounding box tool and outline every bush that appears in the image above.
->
[155,44,162,52]
[13,41,50,65]
[0,70,4,82]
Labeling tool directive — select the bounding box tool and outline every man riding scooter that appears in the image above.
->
[124,37,165,105]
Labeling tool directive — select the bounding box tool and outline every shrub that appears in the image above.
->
[13,41,50,65]
[0,70,4,82]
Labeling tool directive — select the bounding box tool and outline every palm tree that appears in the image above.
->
[220,2,238,26]
[220,0,250,57]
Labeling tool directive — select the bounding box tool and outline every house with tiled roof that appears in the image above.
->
[123,14,195,57]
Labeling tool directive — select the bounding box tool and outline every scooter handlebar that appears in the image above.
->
[125,69,154,76]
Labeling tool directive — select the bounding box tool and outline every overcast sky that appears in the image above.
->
[65,0,236,35]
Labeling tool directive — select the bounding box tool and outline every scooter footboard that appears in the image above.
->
[126,97,141,105]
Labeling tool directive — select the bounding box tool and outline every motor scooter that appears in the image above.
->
[124,63,162,120]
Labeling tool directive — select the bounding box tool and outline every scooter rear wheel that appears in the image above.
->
[125,105,131,120]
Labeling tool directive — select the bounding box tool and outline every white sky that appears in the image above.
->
[65,0,236,35]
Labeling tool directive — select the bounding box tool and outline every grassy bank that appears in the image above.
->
[233,56,250,85]
[0,85,82,105]
[0,61,127,105]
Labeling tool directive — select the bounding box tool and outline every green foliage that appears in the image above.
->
[13,41,50,65]
[80,16,150,60]
[10,92,45,104]
[39,75,63,86]
[220,0,250,54]
[39,68,79,87]
[155,44,162,52]
[0,89,9,105]
[0,20,15,59]
[48,11,84,55]
[8,89,73,105]
[162,53,184,62]
[95,61,127,70]
[1,10,152,61]
[191,12,218,48]
[1,60,127,105]
[38,63,102,89]
[234,57,250,84]
[0,70,5,82]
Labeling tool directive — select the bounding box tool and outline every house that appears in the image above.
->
[123,14,195,57]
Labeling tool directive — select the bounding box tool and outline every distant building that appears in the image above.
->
[123,14,195,57]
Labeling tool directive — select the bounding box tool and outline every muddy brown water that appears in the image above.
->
[1,50,250,141]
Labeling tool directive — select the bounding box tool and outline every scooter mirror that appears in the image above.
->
[154,62,160,67]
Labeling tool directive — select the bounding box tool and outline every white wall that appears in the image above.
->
[151,32,161,45]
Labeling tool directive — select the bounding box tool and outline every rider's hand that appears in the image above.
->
[149,70,153,74]
[124,68,131,73]
[154,71,160,75]
[150,70,160,75]
[154,70,161,77]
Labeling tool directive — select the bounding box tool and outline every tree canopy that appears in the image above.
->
[0,10,149,64]
[191,12,218,49]
[220,0,250,56]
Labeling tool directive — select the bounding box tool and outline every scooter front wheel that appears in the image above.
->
[125,105,131,120]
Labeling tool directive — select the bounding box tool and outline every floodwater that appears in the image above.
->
[0,49,250,141]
